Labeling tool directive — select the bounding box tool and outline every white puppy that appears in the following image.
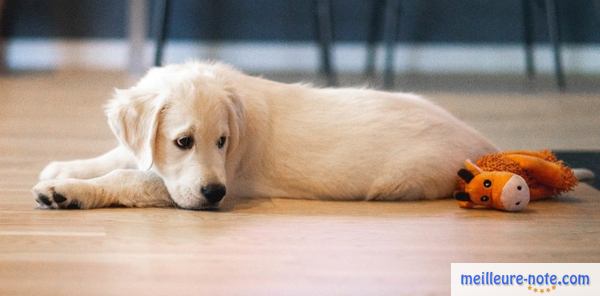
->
[33,61,497,210]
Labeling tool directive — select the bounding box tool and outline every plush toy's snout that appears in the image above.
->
[454,161,530,212]
[498,174,530,211]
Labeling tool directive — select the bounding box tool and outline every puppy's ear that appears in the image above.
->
[224,87,245,155]
[105,88,166,170]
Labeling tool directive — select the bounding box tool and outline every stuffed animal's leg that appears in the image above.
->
[32,169,173,209]
[530,169,596,200]
[528,185,557,201]
[504,154,577,191]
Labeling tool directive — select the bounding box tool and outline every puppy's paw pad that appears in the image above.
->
[32,183,83,210]
[35,193,53,208]
[52,193,67,203]
[64,200,81,209]
[33,183,57,209]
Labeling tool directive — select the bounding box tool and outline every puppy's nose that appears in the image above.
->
[201,183,226,203]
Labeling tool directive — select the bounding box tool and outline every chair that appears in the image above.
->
[369,0,567,90]
[363,0,401,89]
[314,0,336,86]
[153,0,337,86]
[522,0,566,90]
[0,0,6,72]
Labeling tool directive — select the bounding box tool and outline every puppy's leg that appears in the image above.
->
[39,146,137,180]
[32,169,173,209]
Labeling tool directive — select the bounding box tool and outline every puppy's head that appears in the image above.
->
[105,62,244,210]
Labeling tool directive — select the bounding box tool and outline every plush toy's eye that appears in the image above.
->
[483,179,492,188]
[175,136,194,150]
[480,195,490,202]
[217,136,227,149]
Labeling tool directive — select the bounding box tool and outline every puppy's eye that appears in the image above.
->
[217,136,227,149]
[175,136,194,149]
[483,179,492,188]
[480,195,490,202]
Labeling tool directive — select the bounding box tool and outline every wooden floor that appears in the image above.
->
[1,71,599,295]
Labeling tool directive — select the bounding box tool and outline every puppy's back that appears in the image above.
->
[235,79,496,201]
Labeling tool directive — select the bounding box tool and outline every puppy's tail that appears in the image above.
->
[573,168,595,184]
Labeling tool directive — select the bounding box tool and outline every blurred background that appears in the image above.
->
[0,0,599,152]
[1,0,599,89]
[1,3,599,294]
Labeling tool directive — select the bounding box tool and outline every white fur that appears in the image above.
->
[32,61,497,210]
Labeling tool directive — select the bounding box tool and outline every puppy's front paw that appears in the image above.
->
[32,180,85,209]
[39,161,75,180]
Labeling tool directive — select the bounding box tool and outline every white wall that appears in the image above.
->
[5,38,600,74]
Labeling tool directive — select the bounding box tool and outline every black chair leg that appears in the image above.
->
[522,0,535,79]
[154,0,171,67]
[315,0,336,86]
[0,0,7,72]
[544,0,566,90]
[365,0,384,77]
[383,0,400,89]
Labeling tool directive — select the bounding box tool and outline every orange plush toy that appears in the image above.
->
[453,150,578,212]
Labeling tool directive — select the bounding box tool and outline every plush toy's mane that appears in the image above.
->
[474,150,576,196]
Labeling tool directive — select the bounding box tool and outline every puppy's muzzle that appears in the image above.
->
[201,183,226,203]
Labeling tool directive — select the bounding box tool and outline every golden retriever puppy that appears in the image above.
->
[33,61,496,210]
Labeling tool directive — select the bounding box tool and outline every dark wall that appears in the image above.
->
[2,0,599,43]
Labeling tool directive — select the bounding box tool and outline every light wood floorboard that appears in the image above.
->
[0,71,599,295]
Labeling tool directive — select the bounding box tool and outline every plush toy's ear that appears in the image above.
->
[457,169,475,183]
[464,159,483,174]
[453,191,471,201]
[105,88,166,170]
